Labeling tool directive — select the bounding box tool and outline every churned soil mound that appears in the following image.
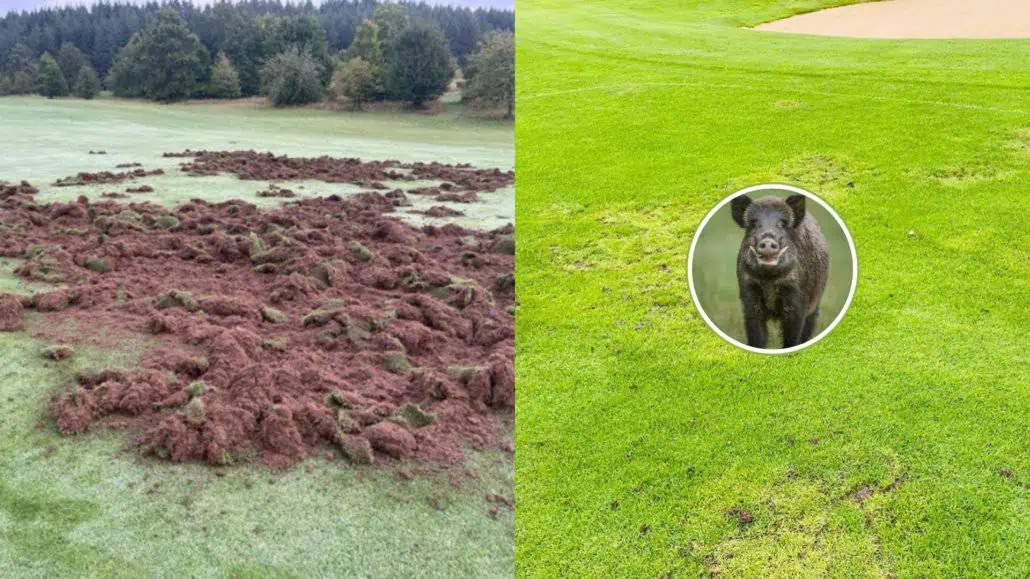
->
[0,292,24,331]
[256,185,297,198]
[166,150,515,193]
[53,168,165,187]
[755,0,1030,39]
[1,180,38,200]
[0,181,514,469]
[412,206,466,218]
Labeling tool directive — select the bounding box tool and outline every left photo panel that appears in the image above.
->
[0,1,514,576]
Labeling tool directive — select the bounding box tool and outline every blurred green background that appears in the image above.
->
[691,189,854,346]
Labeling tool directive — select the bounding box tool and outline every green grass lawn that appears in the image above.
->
[0,97,513,577]
[515,1,1029,576]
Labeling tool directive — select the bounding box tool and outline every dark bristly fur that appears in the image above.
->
[731,194,829,349]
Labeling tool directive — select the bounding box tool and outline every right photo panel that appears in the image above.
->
[515,0,1029,576]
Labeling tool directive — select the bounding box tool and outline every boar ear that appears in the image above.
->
[730,195,751,228]
[785,194,806,227]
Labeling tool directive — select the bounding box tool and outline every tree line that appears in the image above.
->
[0,1,514,115]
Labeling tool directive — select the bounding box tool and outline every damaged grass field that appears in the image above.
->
[0,97,514,576]
[515,0,1029,577]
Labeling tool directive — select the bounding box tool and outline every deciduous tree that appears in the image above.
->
[73,65,101,99]
[329,57,379,109]
[35,52,68,98]
[385,22,454,107]
[262,47,324,106]
[464,32,514,118]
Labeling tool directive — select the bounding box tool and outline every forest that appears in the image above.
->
[0,0,514,113]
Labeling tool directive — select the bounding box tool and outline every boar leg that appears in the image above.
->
[800,312,818,343]
[779,293,806,348]
[740,286,768,348]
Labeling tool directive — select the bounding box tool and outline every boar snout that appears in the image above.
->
[756,236,780,255]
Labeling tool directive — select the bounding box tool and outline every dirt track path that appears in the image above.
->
[755,0,1030,39]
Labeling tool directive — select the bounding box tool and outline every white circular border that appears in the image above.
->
[687,184,859,355]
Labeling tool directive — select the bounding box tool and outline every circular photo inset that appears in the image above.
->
[688,184,857,354]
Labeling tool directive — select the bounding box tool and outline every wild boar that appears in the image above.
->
[731,193,829,349]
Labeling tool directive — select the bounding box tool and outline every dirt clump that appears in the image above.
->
[53,168,164,187]
[729,506,754,525]
[0,293,24,331]
[126,185,155,193]
[412,205,465,218]
[256,185,297,198]
[0,182,513,469]
[364,422,417,459]
[1,180,38,200]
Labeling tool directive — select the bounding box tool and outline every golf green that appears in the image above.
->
[515,1,1029,576]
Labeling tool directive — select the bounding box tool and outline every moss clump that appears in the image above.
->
[327,391,350,408]
[155,215,180,230]
[197,223,218,235]
[383,351,411,373]
[262,338,288,352]
[251,246,293,265]
[336,409,361,434]
[186,381,206,398]
[262,307,289,324]
[247,232,265,255]
[303,307,339,327]
[311,259,346,287]
[339,435,374,465]
[84,256,109,273]
[116,210,143,223]
[253,263,278,274]
[155,289,198,311]
[394,403,437,428]
[184,397,206,425]
[349,241,372,262]
[316,329,338,347]
[492,234,515,255]
[448,365,483,384]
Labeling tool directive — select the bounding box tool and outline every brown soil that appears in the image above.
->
[256,185,297,198]
[1,180,38,200]
[126,185,155,194]
[0,179,514,470]
[53,168,165,187]
[412,206,466,218]
[0,293,23,331]
[165,150,514,193]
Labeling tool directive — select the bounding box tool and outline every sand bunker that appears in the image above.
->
[0,175,514,470]
[755,0,1030,39]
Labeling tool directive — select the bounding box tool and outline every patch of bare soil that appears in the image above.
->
[755,0,1030,39]
[0,179,514,470]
